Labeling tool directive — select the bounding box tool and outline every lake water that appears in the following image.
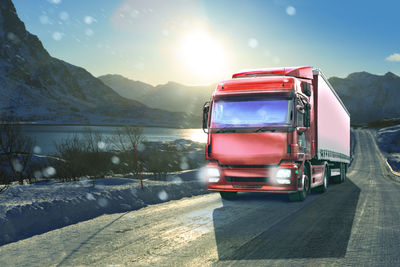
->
[20,125,207,155]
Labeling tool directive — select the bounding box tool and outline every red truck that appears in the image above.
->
[202,66,350,201]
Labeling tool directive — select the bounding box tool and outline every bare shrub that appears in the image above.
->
[141,143,181,180]
[0,119,34,185]
[109,126,145,178]
[82,127,105,153]
[54,131,115,181]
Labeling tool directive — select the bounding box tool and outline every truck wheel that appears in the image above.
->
[340,163,346,182]
[289,175,309,202]
[318,165,328,192]
[219,191,237,200]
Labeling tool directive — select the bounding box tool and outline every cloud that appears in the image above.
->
[386,53,400,62]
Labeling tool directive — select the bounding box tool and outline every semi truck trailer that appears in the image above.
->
[202,66,350,201]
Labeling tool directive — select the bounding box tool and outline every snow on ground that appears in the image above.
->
[0,169,209,246]
[375,125,400,173]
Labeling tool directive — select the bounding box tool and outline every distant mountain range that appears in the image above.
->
[101,72,400,125]
[0,0,194,127]
[99,74,215,115]
[329,72,400,124]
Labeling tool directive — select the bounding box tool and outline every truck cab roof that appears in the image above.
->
[232,66,313,80]
[213,76,299,98]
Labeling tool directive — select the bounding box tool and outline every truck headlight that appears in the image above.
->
[276,169,291,178]
[275,169,291,184]
[206,167,220,183]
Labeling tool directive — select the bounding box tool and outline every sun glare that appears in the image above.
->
[178,31,226,82]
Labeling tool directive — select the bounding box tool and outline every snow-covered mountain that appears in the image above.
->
[329,72,400,124]
[0,0,190,126]
[99,74,215,116]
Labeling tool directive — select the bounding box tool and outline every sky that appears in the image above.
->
[12,0,400,86]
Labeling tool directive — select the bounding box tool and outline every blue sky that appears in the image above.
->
[13,0,400,86]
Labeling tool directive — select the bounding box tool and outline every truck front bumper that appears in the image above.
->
[205,162,301,193]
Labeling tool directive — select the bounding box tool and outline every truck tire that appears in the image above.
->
[340,163,346,182]
[219,191,237,200]
[289,175,309,202]
[333,163,346,184]
[318,165,328,192]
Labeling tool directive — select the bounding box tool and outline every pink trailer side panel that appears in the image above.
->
[317,74,350,161]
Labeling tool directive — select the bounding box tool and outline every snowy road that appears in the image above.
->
[1,129,400,266]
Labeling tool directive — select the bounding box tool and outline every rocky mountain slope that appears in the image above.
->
[0,0,191,126]
[329,72,400,124]
[99,74,215,115]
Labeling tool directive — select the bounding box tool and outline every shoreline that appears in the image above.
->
[2,122,202,130]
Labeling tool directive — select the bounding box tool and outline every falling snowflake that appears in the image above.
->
[180,156,189,170]
[52,31,63,41]
[59,11,69,21]
[33,146,42,154]
[48,0,61,4]
[248,38,258,48]
[158,190,168,201]
[43,166,56,177]
[136,143,145,152]
[286,6,296,16]
[98,197,108,207]
[172,176,183,185]
[39,15,50,25]
[12,159,23,172]
[84,16,96,25]
[85,28,94,36]
[33,171,42,179]
[97,141,106,150]
[162,29,170,37]
[86,193,96,201]
[111,156,120,164]
[130,9,140,18]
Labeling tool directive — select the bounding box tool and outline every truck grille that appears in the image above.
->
[233,185,263,189]
[225,176,269,183]
[221,164,276,169]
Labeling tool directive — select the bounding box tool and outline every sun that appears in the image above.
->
[178,31,226,81]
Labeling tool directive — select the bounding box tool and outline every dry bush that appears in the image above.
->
[108,126,145,178]
[54,131,116,181]
[0,118,34,185]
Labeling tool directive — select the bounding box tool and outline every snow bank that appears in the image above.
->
[376,125,400,173]
[0,170,209,246]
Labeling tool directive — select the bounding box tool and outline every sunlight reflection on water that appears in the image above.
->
[21,125,207,154]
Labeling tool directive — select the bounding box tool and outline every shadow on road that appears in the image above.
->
[213,179,360,260]
[56,212,129,267]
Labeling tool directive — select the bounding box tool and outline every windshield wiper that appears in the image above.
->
[215,128,236,133]
[254,127,276,133]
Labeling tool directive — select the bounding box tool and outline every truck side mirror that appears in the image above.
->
[301,82,312,97]
[304,104,311,127]
[296,127,307,135]
[202,101,210,133]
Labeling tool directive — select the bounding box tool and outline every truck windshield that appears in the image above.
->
[211,98,293,128]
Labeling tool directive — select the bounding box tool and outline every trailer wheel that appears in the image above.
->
[334,163,346,184]
[340,163,346,182]
[318,165,328,192]
[219,191,237,200]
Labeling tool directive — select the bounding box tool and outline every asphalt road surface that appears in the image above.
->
[0,129,399,266]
